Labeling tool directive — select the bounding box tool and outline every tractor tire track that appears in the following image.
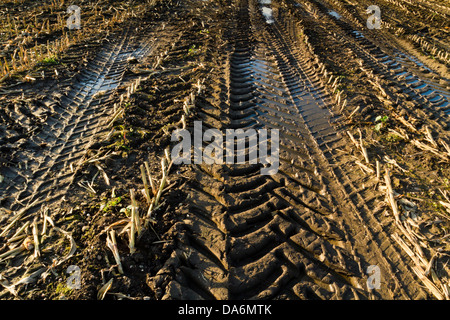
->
[0,23,175,219]
[272,1,435,299]
[152,0,372,300]
[293,0,449,116]
[150,0,439,300]
[255,1,427,299]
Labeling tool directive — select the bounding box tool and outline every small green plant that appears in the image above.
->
[103,196,123,212]
[50,281,73,298]
[188,44,199,56]
[385,132,403,142]
[117,124,129,143]
[374,115,389,132]
[40,56,59,65]
[107,124,131,155]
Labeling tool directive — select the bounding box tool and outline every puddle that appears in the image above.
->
[421,89,434,96]
[438,101,449,109]
[412,83,427,90]
[395,71,408,77]
[397,52,433,73]
[406,78,419,85]
[429,95,443,102]
[388,52,449,109]
[352,31,364,39]
[252,59,274,74]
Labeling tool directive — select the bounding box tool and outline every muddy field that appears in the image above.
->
[0,0,449,301]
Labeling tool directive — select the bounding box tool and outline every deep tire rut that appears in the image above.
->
[151,0,405,300]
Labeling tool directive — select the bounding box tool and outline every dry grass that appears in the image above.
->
[0,0,153,83]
